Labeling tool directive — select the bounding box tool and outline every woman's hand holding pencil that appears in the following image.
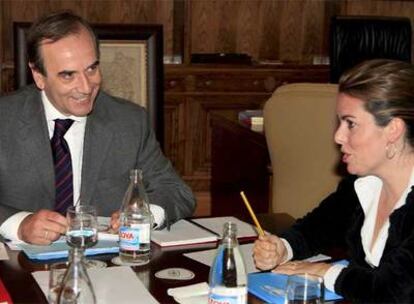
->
[253,234,288,271]
[239,191,289,270]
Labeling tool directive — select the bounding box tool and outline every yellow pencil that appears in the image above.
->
[240,191,265,236]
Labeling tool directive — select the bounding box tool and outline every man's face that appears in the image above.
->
[31,27,101,116]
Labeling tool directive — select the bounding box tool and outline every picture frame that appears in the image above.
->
[13,23,164,146]
[99,40,148,108]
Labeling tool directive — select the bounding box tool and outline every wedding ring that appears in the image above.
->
[44,230,49,240]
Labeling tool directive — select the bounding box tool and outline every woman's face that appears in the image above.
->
[334,93,390,176]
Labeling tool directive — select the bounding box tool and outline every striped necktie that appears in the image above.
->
[51,119,74,214]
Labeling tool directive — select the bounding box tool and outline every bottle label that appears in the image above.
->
[208,287,247,304]
[119,223,150,250]
[132,223,150,243]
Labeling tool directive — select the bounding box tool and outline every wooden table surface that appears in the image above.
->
[0,239,273,304]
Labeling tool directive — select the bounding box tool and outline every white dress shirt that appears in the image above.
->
[283,167,414,292]
[0,91,165,240]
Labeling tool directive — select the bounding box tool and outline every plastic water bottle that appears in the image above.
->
[119,169,152,264]
[208,222,247,304]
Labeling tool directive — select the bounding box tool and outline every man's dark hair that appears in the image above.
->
[27,10,99,75]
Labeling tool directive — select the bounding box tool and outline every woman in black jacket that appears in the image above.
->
[253,59,414,303]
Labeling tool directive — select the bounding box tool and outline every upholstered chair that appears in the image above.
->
[259,83,345,232]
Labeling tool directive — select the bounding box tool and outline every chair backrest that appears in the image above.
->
[13,22,164,147]
[264,83,343,218]
[330,15,412,83]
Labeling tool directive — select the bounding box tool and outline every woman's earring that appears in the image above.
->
[386,143,397,159]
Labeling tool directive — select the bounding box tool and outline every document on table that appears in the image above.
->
[248,269,344,304]
[184,243,259,273]
[32,266,159,304]
[16,238,119,260]
[184,243,331,274]
[191,216,259,239]
[151,219,218,247]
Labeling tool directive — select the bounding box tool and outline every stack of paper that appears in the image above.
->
[151,220,218,247]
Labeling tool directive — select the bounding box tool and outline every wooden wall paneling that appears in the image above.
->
[278,1,306,63]
[216,1,239,54]
[164,95,186,174]
[185,94,270,191]
[235,1,264,58]
[172,0,185,63]
[257,1,282,60]
[323,0,343,54]
[189,0,220,54]
[182,0,192,64]
[190,0,281,59]
[301,1,329,63]
[0,0,175,93]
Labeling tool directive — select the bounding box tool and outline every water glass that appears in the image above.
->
[284,273,324,304]
[66,205,98,249]
[48,262,69,303]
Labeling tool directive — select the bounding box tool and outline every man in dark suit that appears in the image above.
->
[0,11,195,245]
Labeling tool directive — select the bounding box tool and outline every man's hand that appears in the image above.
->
[18,210,67,245]
[110,211,120,232]
[253,234,288,271]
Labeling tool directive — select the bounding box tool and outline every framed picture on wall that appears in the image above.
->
[99,40,148,108]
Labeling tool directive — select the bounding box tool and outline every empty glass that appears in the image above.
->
[284,273,324,304]
[48,262,69,304]
[58,248,97,304]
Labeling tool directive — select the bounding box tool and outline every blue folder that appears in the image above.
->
[17,239,119,260]
[248,260,349,303]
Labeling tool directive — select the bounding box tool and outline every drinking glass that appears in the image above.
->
[48,262,69,304]
[66,205,106,269]
[284,273,324,304]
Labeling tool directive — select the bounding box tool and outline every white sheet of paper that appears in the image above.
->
[192,217,259,238]
[32,266,159,304]
[0,243,9,260]
[167,282,209,304]
[184,243,331,274]
[184,243,259,273]
[167,282,208,304]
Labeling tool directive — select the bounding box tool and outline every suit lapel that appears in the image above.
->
[81,94,114,204]
[18,90,55,203]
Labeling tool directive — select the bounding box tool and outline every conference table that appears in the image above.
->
[0,212,348,304]
[0,237,271,304]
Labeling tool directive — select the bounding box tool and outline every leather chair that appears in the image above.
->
[330,16,412,83]
[260,83,344,229]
